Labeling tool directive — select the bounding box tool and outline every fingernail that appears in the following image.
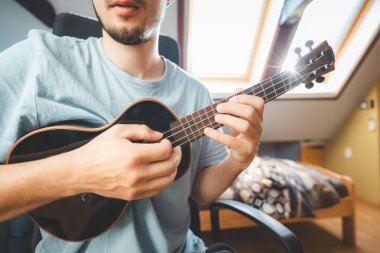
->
[154,131,162,137]
[215,114,221,121]
[216,103,224,111]
[229,96,237,102]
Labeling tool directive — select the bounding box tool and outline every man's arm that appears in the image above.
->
[0,151,79,221]
[0,124,181,222]
[192,93,264,206]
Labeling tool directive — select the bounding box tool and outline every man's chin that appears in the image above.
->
[107,18,142,32]
[104,26,149,45]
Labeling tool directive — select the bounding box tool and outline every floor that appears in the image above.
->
[201,200,380,253]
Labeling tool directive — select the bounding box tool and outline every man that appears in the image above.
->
[0,0,264,252]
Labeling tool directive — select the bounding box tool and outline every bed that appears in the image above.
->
[199,156,355,246]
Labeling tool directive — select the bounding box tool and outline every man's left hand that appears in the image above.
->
[204,89,264,172]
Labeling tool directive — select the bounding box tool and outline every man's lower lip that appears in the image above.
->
[112,6,139,16]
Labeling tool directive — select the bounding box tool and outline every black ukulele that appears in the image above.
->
[6,41,335,241]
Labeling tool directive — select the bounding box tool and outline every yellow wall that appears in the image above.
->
[326,81,380,205]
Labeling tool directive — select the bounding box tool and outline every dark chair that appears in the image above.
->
[52,13,180,66]
[0,215,33,253]
[12,12,303,253]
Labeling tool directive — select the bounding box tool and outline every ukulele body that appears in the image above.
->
[6,98,191,241]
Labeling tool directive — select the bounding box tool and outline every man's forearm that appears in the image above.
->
[0,124,185,222]
[0,151,79,222]
[191,156,245,206]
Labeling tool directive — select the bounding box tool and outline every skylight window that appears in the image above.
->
[283,0,364,71]
[188,0,265,77]
[282,0,380,98]
[187,0,284,97]
[187,0,380,99]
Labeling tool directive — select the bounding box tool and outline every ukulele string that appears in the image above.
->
[169,63,327,147]
[141,60,315,144]
[156,61,312,140]
[141,59,323,144]
[145,62,322,146]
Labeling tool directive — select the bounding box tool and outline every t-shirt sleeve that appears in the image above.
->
[0,36,40,162]
[197,90,229,169]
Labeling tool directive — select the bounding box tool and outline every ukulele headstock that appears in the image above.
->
[293,40,335,89]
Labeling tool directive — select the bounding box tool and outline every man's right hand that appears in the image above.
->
[0,124,181,222]
[68,124,182,201]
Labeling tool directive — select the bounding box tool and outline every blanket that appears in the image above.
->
[221,156,348,219]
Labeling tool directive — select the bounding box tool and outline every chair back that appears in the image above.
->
[52,13,180,66]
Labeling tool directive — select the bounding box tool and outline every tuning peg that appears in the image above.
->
[294,47,302,58]
[316,76,325,83]
[305,40,314,51]
[322,64,329,71]
[305,82,314,89]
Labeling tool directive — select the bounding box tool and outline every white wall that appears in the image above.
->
[0,0,178,52]
[0,0,49,52]
[46,0,96,18]
[160,0,179,41]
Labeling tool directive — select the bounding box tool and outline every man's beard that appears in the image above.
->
[101,23,150,45]
[94,6,159,45]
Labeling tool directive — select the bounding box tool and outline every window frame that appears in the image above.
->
[185,0,378,100]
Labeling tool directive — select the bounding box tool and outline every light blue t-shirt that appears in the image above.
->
[0,30,228,253]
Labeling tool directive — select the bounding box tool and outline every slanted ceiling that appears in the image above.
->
[262,30,380,141]
[260,0,380,141]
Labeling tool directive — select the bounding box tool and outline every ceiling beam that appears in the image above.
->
[280,0,313,26]
[263,0,312,78]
